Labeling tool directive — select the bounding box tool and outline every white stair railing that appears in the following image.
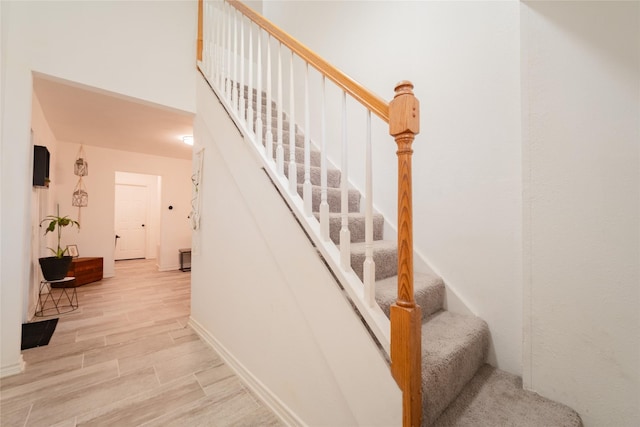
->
[199,1,423,424]
[201,0,393,354]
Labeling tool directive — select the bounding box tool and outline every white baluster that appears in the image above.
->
[225,2,231,101]
[340,91,351,269]
[303,63,312,216]
[233,9,239,110]
[209,2,219,86]
[210,0,216,83]
[239,15,245,118]
[255,30,264,152]
[247,23,254,134]
[203,0,209,75]
[219,1,225,91]
[363,111,375,305]
[288,51,297,193]
[214,1,220,86]
[210,1,216,80]
[276,43,284,176]
[215,3,220,77]
[265,36,274,161]
[320,76,330,240]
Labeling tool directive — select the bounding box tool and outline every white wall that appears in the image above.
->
[262,0,523,374]
[191,74,402,426]
[521,2,639,426]
[28,94,61,320]
[1,0,197,375]
[54,142,192,277]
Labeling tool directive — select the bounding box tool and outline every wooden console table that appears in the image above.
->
[67,257,103,286]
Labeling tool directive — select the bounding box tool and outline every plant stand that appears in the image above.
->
[35,277,79,317]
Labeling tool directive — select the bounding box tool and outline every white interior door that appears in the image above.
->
[114,184,147,260]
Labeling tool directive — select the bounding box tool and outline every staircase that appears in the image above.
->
[244,86,582,426]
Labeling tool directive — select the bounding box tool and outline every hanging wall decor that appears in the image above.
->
[72,145,89,226]
[74,145,88,176]
[72,178,88,207]
[189,148,204,230]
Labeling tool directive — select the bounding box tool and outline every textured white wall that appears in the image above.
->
[262,0,523,375]
[521,2,639,426]
[191,74,402,426]
[1,0,196,375]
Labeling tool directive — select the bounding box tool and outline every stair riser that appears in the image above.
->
[285,164,341,188]
[351,246,398,282]
[260,130,306,149]
[374,274,445,321]
[422,315,490,425]
[252,107,285,121]
[273,146,322,168]
[325,215,384,244]
[415,281,445,321]
[297,185,360,213]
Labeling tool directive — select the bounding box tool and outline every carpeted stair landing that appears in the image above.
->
[240,85,582,426]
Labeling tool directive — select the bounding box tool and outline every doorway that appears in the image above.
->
[114,172,161,261]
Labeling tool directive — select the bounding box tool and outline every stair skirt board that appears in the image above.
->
[208,77,582,427]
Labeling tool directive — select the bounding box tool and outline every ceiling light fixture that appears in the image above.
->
[182,136,194,146]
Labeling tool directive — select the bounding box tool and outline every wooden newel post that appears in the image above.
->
[389,81,422,427]
[197,0,204,61]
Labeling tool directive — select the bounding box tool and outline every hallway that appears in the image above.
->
[0,260,283,426]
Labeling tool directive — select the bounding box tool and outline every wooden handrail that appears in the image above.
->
[389,81,422,427]
[226,0,389,123]
[197,0,203,61]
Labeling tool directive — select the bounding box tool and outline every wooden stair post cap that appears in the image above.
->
[394,81,414,97]
[389,81,420,137]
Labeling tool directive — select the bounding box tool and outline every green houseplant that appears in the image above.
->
[38,208,79,280]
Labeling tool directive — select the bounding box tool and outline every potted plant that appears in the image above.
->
[39,207,79,281]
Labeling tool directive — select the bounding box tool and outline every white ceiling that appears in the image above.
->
[33,74,194,160]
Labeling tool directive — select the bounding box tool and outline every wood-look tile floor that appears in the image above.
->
[1,259,284,427]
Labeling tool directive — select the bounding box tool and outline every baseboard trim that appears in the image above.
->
[157,264,180,272]
[188,316,305,427]
[0,355,25,378]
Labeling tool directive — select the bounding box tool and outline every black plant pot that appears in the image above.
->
[39,256,72,281]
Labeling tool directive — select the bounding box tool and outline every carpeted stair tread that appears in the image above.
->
[299,184,360,213]
[433,364,583,427]
[375,272,445,320]
[285,164,341,188]
[422,310,490,425]
[312,212,385,244]
[350,240,398,281]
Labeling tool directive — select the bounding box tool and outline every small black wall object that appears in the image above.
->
[168,205,173,210]
[33,145,50,187]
